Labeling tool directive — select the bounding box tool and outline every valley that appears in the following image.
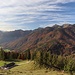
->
[0,24,75,75]
[0,0,75,75]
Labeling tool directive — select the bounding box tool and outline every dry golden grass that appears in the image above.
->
[0,60,70,75]
[10,61,69,75]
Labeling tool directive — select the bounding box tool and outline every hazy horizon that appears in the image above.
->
[0,23,74,32]
[0,0,75,31]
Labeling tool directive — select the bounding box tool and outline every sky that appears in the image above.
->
[0,0,75,31]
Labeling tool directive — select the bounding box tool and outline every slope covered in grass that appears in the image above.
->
[0,60,68,75]
[0,61,10,66]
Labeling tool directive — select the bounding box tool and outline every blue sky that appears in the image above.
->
[0,0,75,31]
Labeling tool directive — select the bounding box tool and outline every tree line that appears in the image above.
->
[0,48,75,73]
[34,50,75,73]
[0,48,31,61]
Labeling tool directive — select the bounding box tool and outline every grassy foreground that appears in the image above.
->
[0,61,10,66]
[0,60,70,75]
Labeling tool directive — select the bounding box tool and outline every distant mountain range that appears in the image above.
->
[1,24,75,55]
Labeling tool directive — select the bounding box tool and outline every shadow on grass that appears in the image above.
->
[4,59,22,62]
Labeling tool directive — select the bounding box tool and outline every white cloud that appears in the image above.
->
[0,22,14,31]
[0,22,29,31]
[55,0,75,4]
[0,0,75,31]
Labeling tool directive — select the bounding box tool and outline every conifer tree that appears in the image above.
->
[0,48,5,60]
[27,49,31,60]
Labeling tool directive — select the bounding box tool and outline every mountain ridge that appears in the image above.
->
[0,24,75,55]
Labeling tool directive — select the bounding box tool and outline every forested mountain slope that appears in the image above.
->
[1,24,75,55]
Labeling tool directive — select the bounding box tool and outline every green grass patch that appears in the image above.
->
[0,61,10,66]
[9,61,69,75]
[0,60,70,75]
[4,49,10,52]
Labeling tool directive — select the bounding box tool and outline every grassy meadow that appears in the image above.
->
[0,60,71,75]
